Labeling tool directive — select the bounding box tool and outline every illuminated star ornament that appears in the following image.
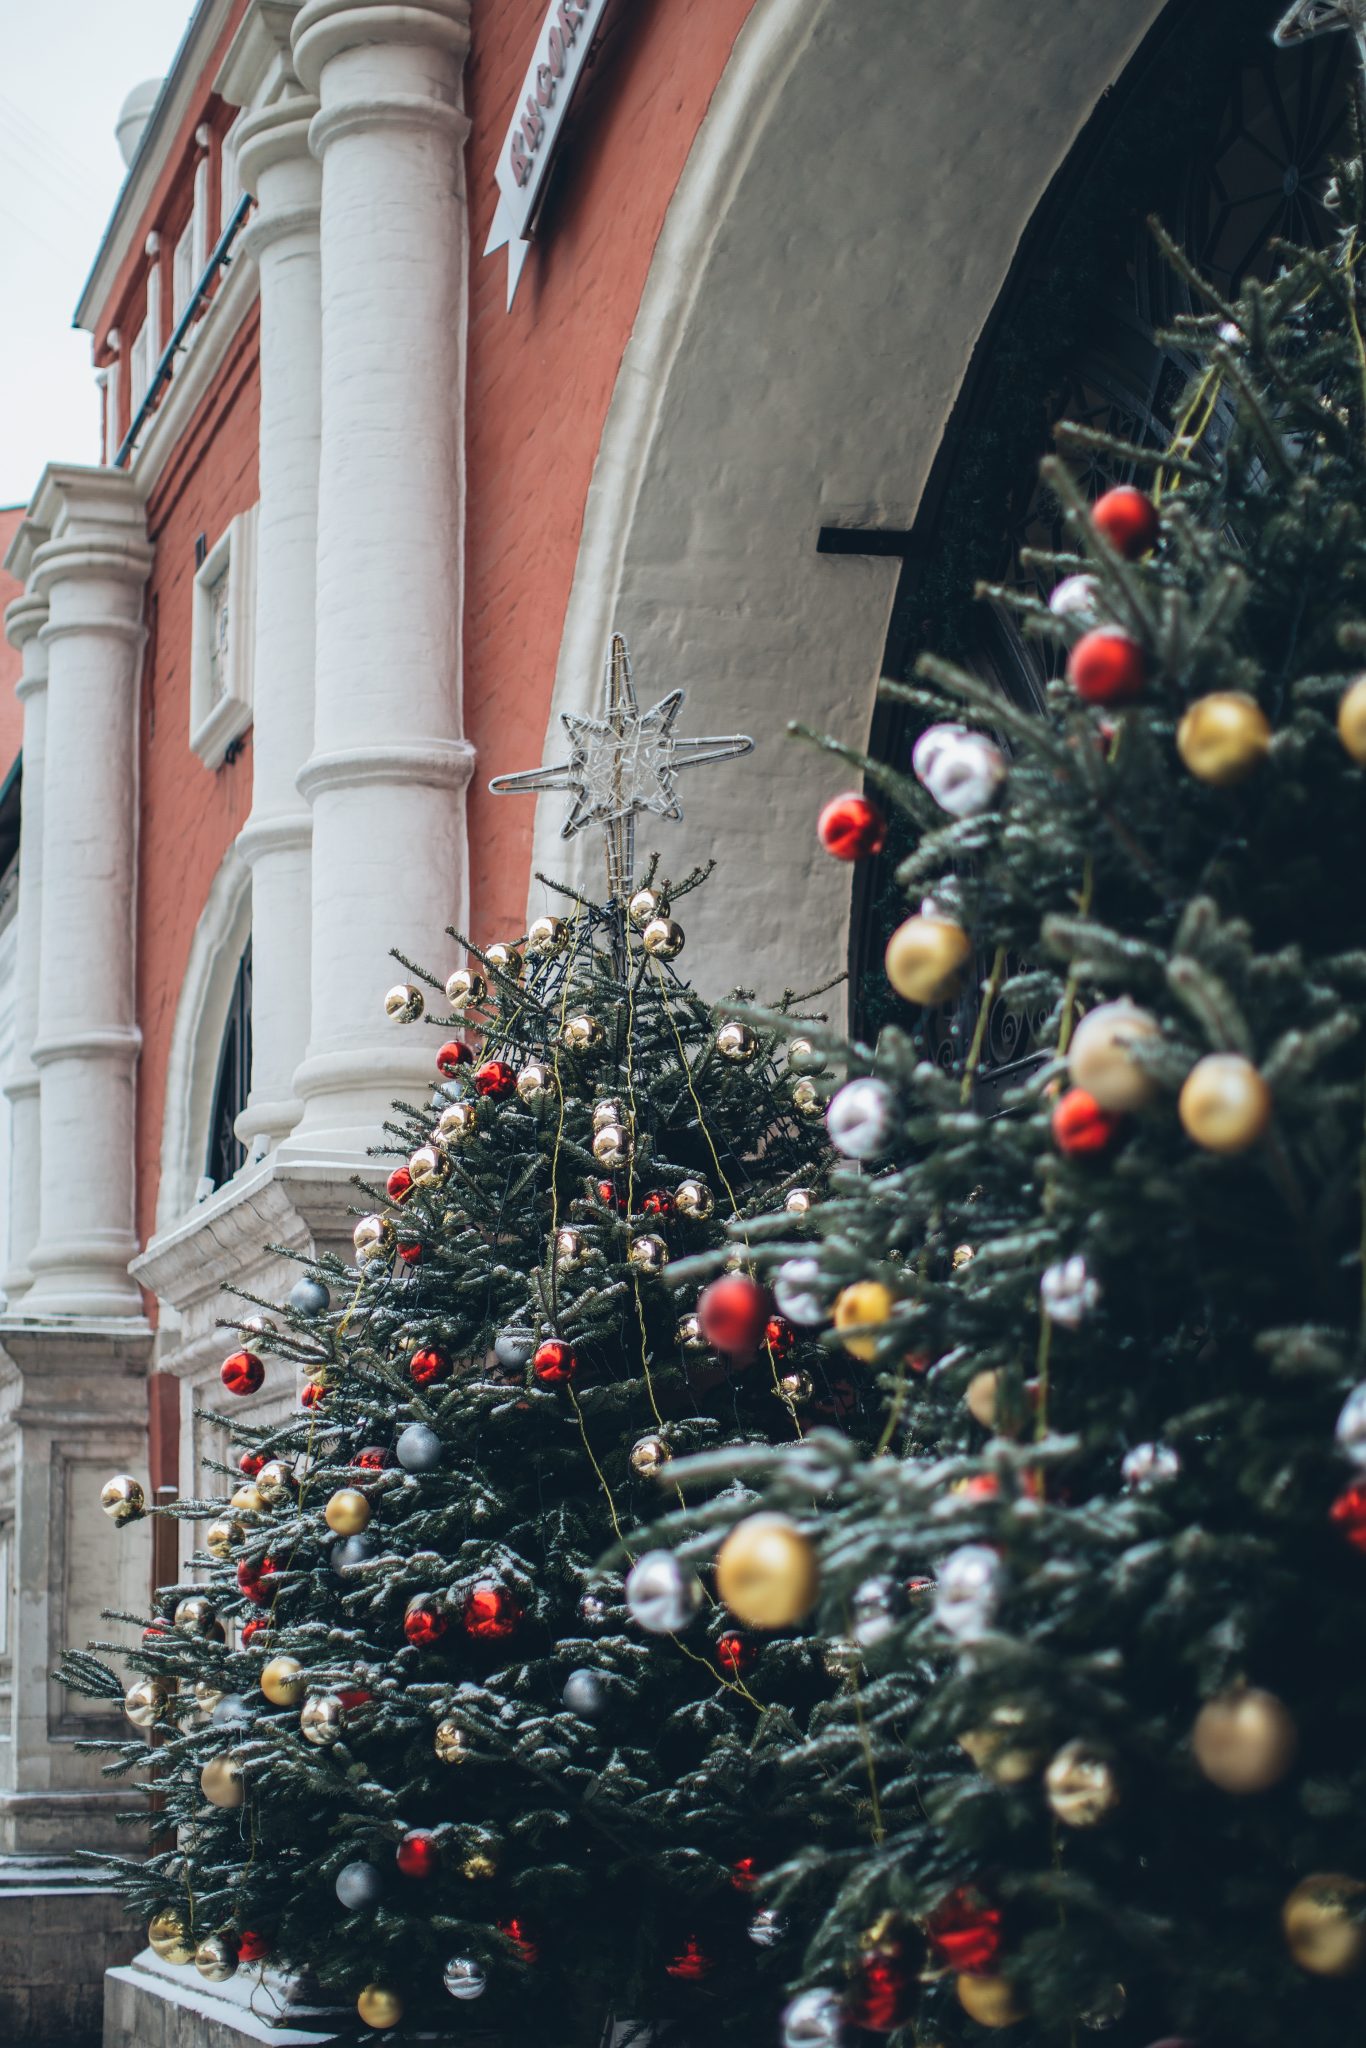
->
[1275,0,1366,59]
[489,634,753,897]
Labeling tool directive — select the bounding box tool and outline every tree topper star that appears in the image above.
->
[489,634,753,894]
[1275,0,1366,52]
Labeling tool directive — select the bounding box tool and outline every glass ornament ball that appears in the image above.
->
[748,1908,786,1948]
[1040,1254,1101,1330]
[485,942,523,980]
[592,1097,626,1130]
[716,1020,758,1063]
[493,1326,535,1369]
[220,1350,264,1397]
[555,1226,587,1267]
[674,1177,714,1220]
[716,1629,756,1677]
[357,1985,404,2030]
[409,1345,450,1387]
[1191,1687,1297,1794]
[236,1929,270,1964]
[912,722,1007,818]
[956,1973,1026,2028]
[826,1076,896,1160]
[579,1590,613,1627]
[782,1987,848,2048]
[396,1829,440,1878]
[1048,571,1104,625]
[816,791,886,862]
[675,1312,707,1351]
[288,1274,330,1315]
[199,1753,245,1808]
[1336,1383,1366,1467]
[473,1059,516,1099]
[764,1314,796,1360]
[324,1488,371,1537]
[1079,1986,1127,2031]
[205,1518,245,1560]
[300,1694,345,1746]
[850,1575,903,1648]
[562,1011,604,1051]
[627,886,660,927]
[788,1036,827,1075]
[777,1368,814,1406]
[562,1667,609,1718]
[352,1214,394,1266]
[774,1255,827,1328]
[832,1280,895,1361]
[625,1550,705,1634]
[1051,1087,1122,1156]
[1336,676,1366,763]
[884,913,973,1007]
[383,982,424,1023]
[194,1935,239,1983]
[1178,1053,1272,1154]
[331,1532,378,1576]
[444,968,486,1009]
[174,1594,220,1635]
[148,1909,195,1965]
[353,1444,390,1472]
[628,1233,669,1274]
[1045,1740,1120,1827]
[1282,1873,1366,1976]
[592,1122,630,1169]
[1068,999,1163,1112]
[516,1060,553,1106]
[260,1656,306,1707]
[404,1595,448,1648]
[629,1434,669,1478]
[1177,691,1271,786]
[716,1514,818,1630]
[925,1885,1003,1973]
[210,1691,252,1727]
[238,1448,266,1476]
[533,1338,577,1386]
[784,1186,813,1217]
[641,1188,675,1220]
[237,1554,279,1601]
[124,1679,167,1729]
[434,1717,468,1763]
[1090,483,1159,558]
[335,1860,385,1910]
[384,1164,412,1203]
[1121,1440,1180,1492]
[526,913,564,953]
[443,1957,487,2001]
[249,1460,291,1510]
[463,1584,523,1640]
[934,1545,1002,1640]
[957,1702,1041,1786]
[407,1143,449,1189]
[435,1038,473,1077]
[435,1101,479,1146]
[847,1920,923,2032]
[788,1077,821,1120]
[698,1273,770,1356]
[300,1379,327,1409]
[1066,627,1146,706]
[642,916,685,960]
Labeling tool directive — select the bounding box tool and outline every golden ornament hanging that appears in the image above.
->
[174,1594,220,1635]
[791,1077,824,1118]
[675,1178,714,1220]
[1191,1686,1297,1793]
[434,1717,469,1764]
[629,1434,670,1478]
[1067,1000,1162,1112]
[194,1681,224,1717]
[1176,692,1271,785]
[526,914,564,954]
[194,1935,239,1982]
[200,1753,246,1809]
[955,1973,1025,2027]
[100,1474,146,1525]
[230,1484,264,1514]
[784,1187,813,1216]
[563,1011,604,1051]
[1282,1873,1366,1977]
[300,1693,345,1746]
[627,887,660,928]
[966,1369,1000,1428]
[124,1679,168,1730]
[884,914,973,1006]
[1337,676,1366,763]
[592,1097,626,1129]
[957,1702,1041,1786]
[715,1021,758,1063]
[1044,1739,1119,1827]
[628,1234,669,1274]
[435,1102,478,1147]
[260,1656,307,1708]
[832,1280,896,1362]
[353,1214,395,1264]
[776,1369,814,1406]
[384,983,424,1024]
[205,1518,245,1560]
[148,1909,195,1965]
[676,1313,706,1350]
[516,1059,553,1106]
[951,1243,975,1270]
[485,943,523,981]
[324,1488,372,1537]
[716,1513,819,1629]
[357,1984,405,2029]
[555,1226,587,1267]
[1178,1054,1272,1155]
[408,1142,450,1187]
[592,1123,630,1168]
[642,916,685,960]
[444,968,486,1010]
[255,1460,296,1507]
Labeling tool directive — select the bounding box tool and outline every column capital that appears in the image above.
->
[237,90,322,205]
[5,592,49,665]
[27,465,151,606]
[292,0,470,92]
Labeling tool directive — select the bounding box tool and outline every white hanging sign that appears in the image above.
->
[484,0,612,309]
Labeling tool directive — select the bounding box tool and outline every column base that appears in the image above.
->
[0,1856,137,2046]
[277,1045,444,1167]
[104,1950,338,2048]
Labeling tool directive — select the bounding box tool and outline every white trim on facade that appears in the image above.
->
[190,503,258,770]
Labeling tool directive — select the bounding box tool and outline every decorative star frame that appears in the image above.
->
[490,634,753,897]
[1275,0,1366,54]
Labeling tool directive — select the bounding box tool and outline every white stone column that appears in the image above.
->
[2,571,50,1302]
[284,0,474,1160]
[23,468,152,1318]
[231,88,323,1156]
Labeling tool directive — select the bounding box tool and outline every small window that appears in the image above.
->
[129,318,150,416]
[190,505,256,768]
[206,938,252,1191]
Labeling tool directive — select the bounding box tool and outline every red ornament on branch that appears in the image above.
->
[817,791,887,862]
[473,1060,516,1099]
[597,1179,627,1213]
[1051,1087,1122,1157]
[301,1378,326,1409]
[241,1617,270,1645]
[463,1583,522,1640]
[410,1346,450,1387]
[238,1449,265,1478]
[1330,1481,1366,1551]
[385,1165,413,1202]
[237,1556,279,1606]
[641,1189,675,1220]
[1067,629,1146,707]
[436,1040,473,1077]
[237,1929,271,1964]
[664,1935,713,1982]
[716,1631,756,1678]
[498,1918,538,1964]
[533,1338,577,1386]
[396,1829,440,1878]
[397,1238,423,1266]
[221,1350,265,1397]
[848,1925,921,2033]
[698,1274,771,1357]
[404,1596,448,1648]
[353,1445,390,1471]
[1090,484,1159,560]
[925,1885,1004,1974]
[763,1314,797,1361]
[730,1857,758,1892]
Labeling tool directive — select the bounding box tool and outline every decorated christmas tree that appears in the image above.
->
[635,9,1366,2044]
[66,642,867,2044]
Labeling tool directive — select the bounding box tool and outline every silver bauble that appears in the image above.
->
[443,1957,488,2001]
[625,1551,704,1634]
[826,1077,896,1160]
[289,1275,331,1315]
[674,1178,714,1220]
[787,1037,827,1076]
[912,722,1007,818]
[331,1532,378,1575]
[580,1591,612,1628]
[335,1860,385,1910]
[774,1255,827,1328]
[1048,572,1104,625]
[629,1434,669,1478]
[934,1544,1002,1640]
[396,1423,443,1472]
[494,1326,536,1369]
[850,1575,902,1648]
[1336,1383,1366,1467]
[782,1987,847,2048]
[748,1907,787,1947]
[562,1668,609,1718]
[210,1692,252,1726]
[1121,1441,1180,1492]
[1040,1253,1100,1329]
[301,1693,346,1746]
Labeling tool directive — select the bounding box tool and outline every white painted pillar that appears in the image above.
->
[232,89,323,1156]
[284,0,474,1160]
[23,468,152,1317]
[1,576,49,1302]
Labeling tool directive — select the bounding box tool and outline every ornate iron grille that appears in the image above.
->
[206,938,252,1189]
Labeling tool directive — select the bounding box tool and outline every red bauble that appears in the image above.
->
[641,1189,675,1221]
[1067,628,1146,706]
[410,1346,450,1387]
[817,791,887,862]
[533,1338,577,1385]
[238,1449,265,1477]
[848,1941,918,2033]
[597,1179,627,1213]
[221,1350,265,1396]
[385,1165,413,1202]
[404,1595,448,1648]
[1051,1087,1122,1156]
[237,1556,278,1605]
[1091,484,1159,560]
[925,1885,1003,1974]
[473,1060,516,1099]
[664,1935,713,1982]
[353,1445,390,1471]
[463,1583,522,1640]
[397,1238,423,1266]
[396,1829,440,1878]
[142,1622,166,1642]
[698,1274,771,1357]
[763,1314,796,1361]
[1330,1481,1366,1551]
[498,1918,539,1964]
[716,1630,756,1678]
[336,1687,372,1715]
[300,1379,326,1409]
[241,1617,270,1645]
[730,1857,758,1892]
[236,1928,271,1964]
[436,1039,473,1077]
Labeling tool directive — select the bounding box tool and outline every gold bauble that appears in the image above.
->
[300,1692,345,1746]
[462,1850,499,1881]
[1338,678,1366,763]
[353,1213,395,1264]
[174,1593,223,1639]
[787,1036,827,1075]
[434,1717,468,1764]
[100,1474,145,1525]
[1178,1054,1272,1155]
[627,887,660,928]
[628,1234,669,1274]
[956,1973,1024,2027]
[205,1518,245,1560]
[230,1484,264,1514]
[676,1313,706,1350]
[199,1753,245,1808]
[435,1102,478,1146]
[716,1513,819,1629]
[776,1369,814,1406]
[785,1187,814,1216]
[324,1488,372,1537]
[517,1060,553,1106]
[592,1123,630,1168]
[1191,1686,1296,1793]
[629,1434,670,1478]
[485,942,523,981]
[592,1097,626,1130]
[255,1460,296,1507]
[1176,692,1271,785]
[1044,1740,1119,1827]
[716,1021,758,1063]
[884,914,973,1006]
[357,1984,404,2029]
[148,1909,195,1964]
[194,1934,239,1982]
[124,1679,168,1729]
[260,1655,306,1707]
[384,982,424,1023]
[832,1280,896,1362]
[444,967,486,1009]
[194,1681,224,1717]
[642,916,685,960]
[791,1077,824,1119]
[1067,1000,1162,1112]
[957,1703,1041,1785]
[966,1369,1000,1428]
[952,1243,975,1270]
[527,913,565,953]
[555,1226,587,1266]
[408,1142,449,1187]
[1283,1873,1366,1976]
[675,1178,714,1220]
[562,1011,604,1051]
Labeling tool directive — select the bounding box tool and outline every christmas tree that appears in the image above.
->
[636,13,1366,2046]
[66,645,867,2044]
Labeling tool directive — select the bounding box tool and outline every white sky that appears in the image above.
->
[0,0,196,508]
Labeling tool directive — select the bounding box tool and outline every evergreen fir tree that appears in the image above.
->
[639,27,1366,2048]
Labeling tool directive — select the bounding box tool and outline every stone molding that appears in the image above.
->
[291,0,470,93]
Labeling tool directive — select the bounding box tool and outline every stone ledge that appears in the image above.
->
[104,1951,338,2048]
